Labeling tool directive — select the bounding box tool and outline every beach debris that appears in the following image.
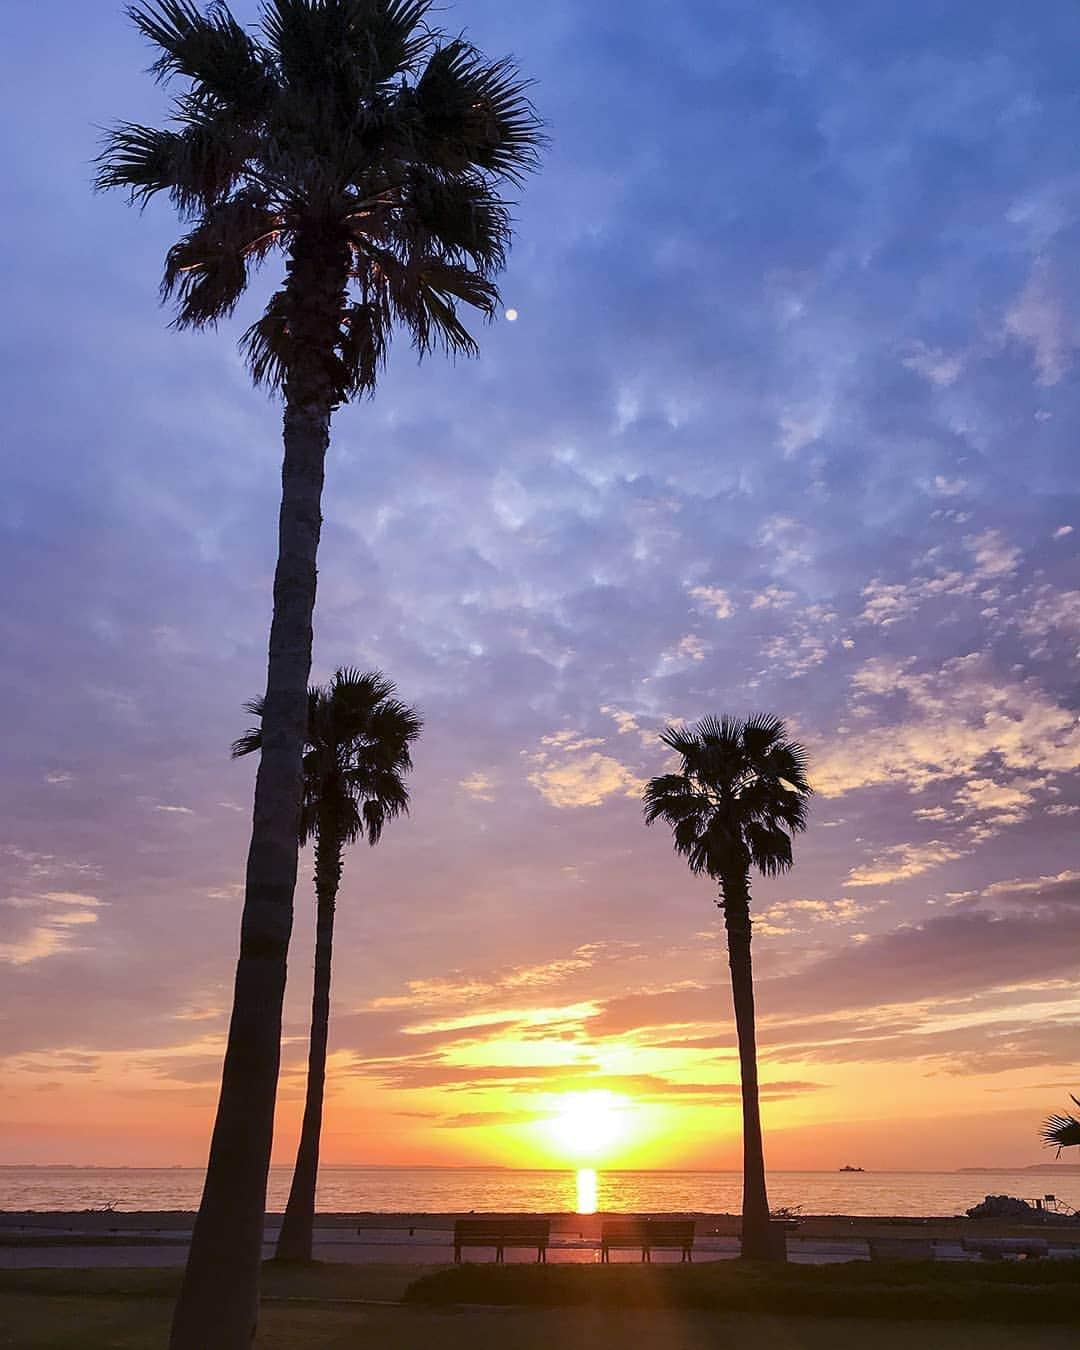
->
[966,1195,1040,1220]
[964,1194,1080,1222]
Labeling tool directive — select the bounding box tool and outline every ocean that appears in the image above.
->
[2,1166,1077,1217]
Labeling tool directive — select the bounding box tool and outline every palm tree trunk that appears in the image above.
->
[170,230,350,1350]
[720,869,778,1262]
[274,833,343,1262]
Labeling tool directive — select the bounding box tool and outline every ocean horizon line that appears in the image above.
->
[4,1162,1079,1174]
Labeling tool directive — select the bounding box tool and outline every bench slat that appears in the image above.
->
[453,1218,550,1264]
[601,1217,696,1263]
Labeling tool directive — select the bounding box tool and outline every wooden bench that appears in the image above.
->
[601,1218,696,1263]
[961,1237,1048,1261]
[453,1217,550,1264]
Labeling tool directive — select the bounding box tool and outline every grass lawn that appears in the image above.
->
[5,1293,1080,1350]
[2,1262,1080,1350]
[407,1257,1080,1321]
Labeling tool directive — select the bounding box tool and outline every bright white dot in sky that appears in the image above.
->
[505,308,519,322]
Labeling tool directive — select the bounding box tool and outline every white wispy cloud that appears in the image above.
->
[460,771,496,802]
[688,585,735,620]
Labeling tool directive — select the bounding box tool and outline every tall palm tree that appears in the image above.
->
[1041,1096,1080,1153]
[643,715,811,1261]
[97,4,540,1343]
[233,669,421,1263]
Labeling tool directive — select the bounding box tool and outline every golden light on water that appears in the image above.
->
[576,1167,598,1215]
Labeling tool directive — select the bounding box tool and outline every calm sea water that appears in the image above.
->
[1,1166,1077,1217]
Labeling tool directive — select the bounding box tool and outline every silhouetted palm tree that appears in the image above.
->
[97,3,540,1342]
[643,715,811,1261]
[233,669,421,1262]
[1042,1096,1080,1153]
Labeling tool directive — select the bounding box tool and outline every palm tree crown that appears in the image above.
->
[643,714,812,886]
[97,0,543,400]
[233,667,422,841]
[1041,1096,1080,1153]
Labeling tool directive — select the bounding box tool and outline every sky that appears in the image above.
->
[1,0,1079,1176]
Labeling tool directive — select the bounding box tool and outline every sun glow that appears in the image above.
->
[546,1091,627,1161]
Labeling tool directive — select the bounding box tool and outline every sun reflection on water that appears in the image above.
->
[576,1168,598,1215]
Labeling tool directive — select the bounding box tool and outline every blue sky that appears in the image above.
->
[0,0,1078,1171]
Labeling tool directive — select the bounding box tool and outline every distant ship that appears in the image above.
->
[839,1165,865,1172]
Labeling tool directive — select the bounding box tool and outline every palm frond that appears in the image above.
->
[231,694,266,757]
[163,190,281,326]
[129,1,271,110]
[1041,1096,1080,1151]
[642,773,706,826]
[359,245,497,355]
[349,0,436,82]
[96,109,252,215]
[239,665,421,856]
[644,714,812,887]
[261,0,431,92]
[414,39,544,186]
[95,123,182,206]
[337,302,390,396]
[245,291,389,398]
[241,289,291,390]
[163,237,245,326]
[398,171,510,270]
[410,264,496,354]
[740,713,785,760]
[376,0,436,72]
[744,821,794,876]
[658,723,703,761]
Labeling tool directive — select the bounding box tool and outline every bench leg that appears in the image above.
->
[538,1246,546,1264]
[643,1247,651,1263]
[454,1246,461,1265]
[496,1246,504,1264]
[601,1248,609,1264]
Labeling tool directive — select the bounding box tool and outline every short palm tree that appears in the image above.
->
[1041,1096,1080,1153]
[233,669,421,1263]
[97,4,539,1342]
[643,715,811,1261]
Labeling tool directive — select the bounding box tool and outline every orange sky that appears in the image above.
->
[5,902,1077,1171]
[3,0,1080,1180]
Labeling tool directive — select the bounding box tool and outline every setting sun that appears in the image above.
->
[546,1091,628,1161]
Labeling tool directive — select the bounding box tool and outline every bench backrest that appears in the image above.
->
[646,1219,695,1243]
[454,1218,550,1242]
[601,1219,650,1243]
[602,1218,695,1245]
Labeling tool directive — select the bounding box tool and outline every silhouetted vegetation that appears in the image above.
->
[644,715,811,1261]
[1042,1095,1080,1152]
[97,2,541,1342]
[234,670,421,1262]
